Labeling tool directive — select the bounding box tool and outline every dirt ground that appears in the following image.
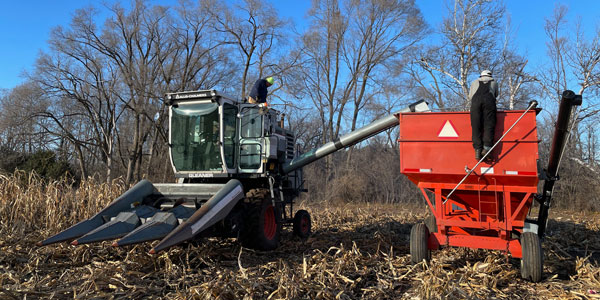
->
[1,203,599,299]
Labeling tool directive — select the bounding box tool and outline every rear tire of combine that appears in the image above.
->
[293,210,311,238]
[520,232,543,282]
[410,223,430,264]
[240,197,281,251]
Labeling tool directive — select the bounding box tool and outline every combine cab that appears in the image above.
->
[40,90,429,253]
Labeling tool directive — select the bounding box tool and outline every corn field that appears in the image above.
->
[1,172,599,299]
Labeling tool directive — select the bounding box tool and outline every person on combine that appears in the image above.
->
[248,77,274,104]
[469,70,498,160]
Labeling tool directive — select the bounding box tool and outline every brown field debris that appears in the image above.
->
[1,172,599,299]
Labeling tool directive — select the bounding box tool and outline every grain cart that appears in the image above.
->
[40,90,429,253]
[398,90,581,282]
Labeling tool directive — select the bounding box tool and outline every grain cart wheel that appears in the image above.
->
[520,232,543,282]
[240,197,282,250]
[424,215,437,233]
[293,210,312,238]
[410,223,431,264]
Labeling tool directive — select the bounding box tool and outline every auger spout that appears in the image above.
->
[282,100,429,174]
[536,90,582,238]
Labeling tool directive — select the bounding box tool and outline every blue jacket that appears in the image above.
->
[249,78,269,103]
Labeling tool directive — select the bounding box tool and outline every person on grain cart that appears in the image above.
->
[469,70,499,161]
[248,77,274,104]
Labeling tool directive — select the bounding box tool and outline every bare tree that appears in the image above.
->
[538,5,570,104]
[296,0,427,194]
[298,0,425,159]
[344,0,426,132]
[413,0,506,109]
[28,1,240,183]
[204,0,289,99]
[34,30,128,182]
[299,0,350,144]
[534,4,600,209]
[538,4,600,137]
[405,45,447,109]
[56,1,230,184]
[495,16,537,110]
[0,83,53,154]
[571,21,600,98]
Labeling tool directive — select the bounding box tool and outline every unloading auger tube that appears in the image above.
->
[535,90,582,238]
[282,99,430,174]
[39,97,429,254]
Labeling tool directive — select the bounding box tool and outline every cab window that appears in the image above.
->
[241,107,262,138]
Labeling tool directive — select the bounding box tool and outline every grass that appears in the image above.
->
[0,172,599,299]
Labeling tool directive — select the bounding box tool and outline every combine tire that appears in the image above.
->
[293,210,312,238]
[424,215,437,233]
[240,197,281,250]
[410,223,430,264]
[520,232,543,282]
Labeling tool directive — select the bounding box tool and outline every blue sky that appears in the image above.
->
[0,1,598,91]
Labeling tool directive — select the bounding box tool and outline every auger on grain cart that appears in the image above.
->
[39,89,430,253]
[398,90,581,282]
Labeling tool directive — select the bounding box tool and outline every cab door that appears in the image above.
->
[238,104,264,174]
[221,101,239,174]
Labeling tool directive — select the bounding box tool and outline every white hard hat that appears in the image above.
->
[480,70,493,77]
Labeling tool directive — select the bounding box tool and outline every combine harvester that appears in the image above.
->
[39,90,429,253]
[398,90,581,282]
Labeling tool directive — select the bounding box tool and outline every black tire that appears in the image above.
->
[424,215,437,233]
[410,223,430,264]
[240,197,281,250]
[293,210,312,238]
[520,232,543,282]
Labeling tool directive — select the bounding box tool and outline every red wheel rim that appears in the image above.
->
[264,206,276,240]
[300,215,309,234]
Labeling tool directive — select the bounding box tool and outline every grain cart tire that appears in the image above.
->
[520,232,543,282]
[410,223,430,264]
[293,210,312,238]
[240,197,281,250]
[424,215,437,233]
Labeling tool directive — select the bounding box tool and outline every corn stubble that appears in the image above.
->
[1,172,599,299]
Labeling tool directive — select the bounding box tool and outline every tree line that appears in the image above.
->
[0,0,599,209]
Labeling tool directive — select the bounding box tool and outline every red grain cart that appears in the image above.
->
[397,91,581,282]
